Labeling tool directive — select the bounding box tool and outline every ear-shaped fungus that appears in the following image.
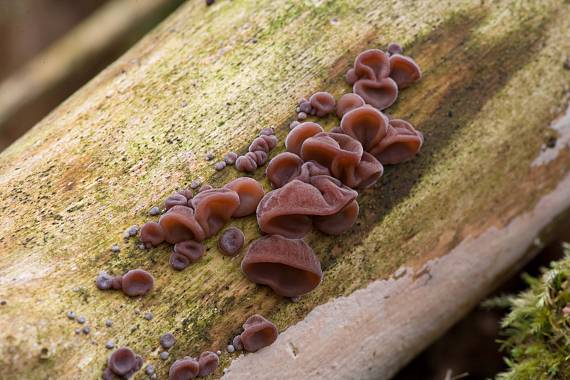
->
[266,153,331,189]
[389,54,422,89]
[300,132,383,189]
[170,240,204,270]
[191,188,240,237]
[158,206,205,244]
[224,177,265,217]
[218,227,245,256]
[107,347,143,378]
[256,176,357,238]
[197,352,219,377]
[370,119,423,164]
[352,49,391,82]
[313,199,359,235]
[169,358,199,380]
[353,77,399,110]
[242,236,322,297]
[139,222,165,248]
[235,153,258,173]
[309,92,336,117]
[239,314,279,352]
[121,269,154,297]
[340,106,389,151]
[336,93,365,118]
[249,135,278,153]
[285,122,323,156]
[164,189,193,210]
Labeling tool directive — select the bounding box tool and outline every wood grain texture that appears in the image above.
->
[0,0,570,379]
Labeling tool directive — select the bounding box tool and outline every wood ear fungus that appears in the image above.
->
[158,205,205,244]
[218,227,245,256]
[309,92,336,117]
[389,54,422,89]
[241,235,322,297]
[197,351,219,377]
[169,357,199,380]
[139,222,165,248]
[266,153,331,189]
[224,177,265,217]
[164,189,193,210]
[336,93,365,118]
[170,240,204,270]
[191,188,240,237]
[285,122,324,156]
[353,77,399,110]
[370,119,423,164]
[340,106,389,151]
[121,269,154,297]
[107,347,143,378]
[352,49,391,82]
[239,314,279,352]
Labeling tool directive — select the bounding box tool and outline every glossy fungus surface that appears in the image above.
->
[265,152,304,189]
[336,93,365,118]
[353,49,391,81]
[121,269,154,297]
[313,199,359,235]
[239,314,279,352]
[340,106,389,151]
[224,177,265,217]
[353,77,398,110]
[158,206,205,244]
[371,119,423,164]
[191,188,240,237]
[108,347,143,377]
[96,272,114,290]
[164,190,193,210]
[389,54,422,89]
[170,240,204,270]
[197,352,219,377]
[218,227,245,256]
[285,122,323,156]
[309,92,336,117]
[241,235,322,297]
[235,154,258,173]
[168,358,199,380]
[139,222,165,248]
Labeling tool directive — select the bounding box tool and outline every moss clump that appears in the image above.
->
[495,243,570,380]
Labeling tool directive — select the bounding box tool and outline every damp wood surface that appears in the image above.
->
[1,0,570,379]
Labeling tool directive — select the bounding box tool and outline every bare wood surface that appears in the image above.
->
[1,0,570,379]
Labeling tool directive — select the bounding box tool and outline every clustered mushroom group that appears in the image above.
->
[95,45,422,379]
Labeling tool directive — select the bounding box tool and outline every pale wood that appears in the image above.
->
[1,0,570,379]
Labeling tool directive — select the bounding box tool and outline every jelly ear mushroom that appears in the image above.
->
[170,240,204,270]
[336,93,365,118]
[218,227,245,257]
[107,347,143,378]
[353,49,391,81]
[242,236,322,297]
[139,222,165,248]
[266,152,303,189]
[314,199,359,235]
[285,122,324,156]
[239,314,279,352]
[340,106,389,151]
[309,92,336,117]
[389,54,422,89]
[353,77,399,110]
[121,269,154,297]
[370,119,423,164]
[164,189,193,210]
[169,358,199,380]
[158,205,205,244]
[224,177,265,217]
[191,188,240,237]
[197,351,219,377]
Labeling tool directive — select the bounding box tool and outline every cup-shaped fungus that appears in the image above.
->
[300,132,382,189]
[266,152,304,189]
[340,106,389,151]
[158,206,205,244]
[387,42,403,56]
[370,119,423,164]
[336,93,365,118]
[191,188,240,237]
[197,352,219,377]
[218,227,245,256]
[353,77,399,110]
[164,189,193,210]
[241,235,322,297]
[239,314,279,352]
[139,222,165,248]
[170,240,205,270]
[285,122,324,156]
[224,177,265,217]
[352,49,391,82]
[389,54,422,89]
[235,154,258,173]
[313,199,359,235]
[107,347,143,378]
[169,358,199,380]
[249,134,278,153]
[309,92,336,117]
[121,269,154,297]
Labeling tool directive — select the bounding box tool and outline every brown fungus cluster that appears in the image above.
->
[218,227,245,257]
[96,269,154,297]
[103,347,143,379]
[169,357,199,380]
[235,129,278,173]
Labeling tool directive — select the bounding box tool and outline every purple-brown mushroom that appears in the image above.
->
[169,358,199,380]
[370,119,423,164]
[164,189,193,210]
[352,49,391,82]
[235,153,258,173]
[309,92,336,117]
[340,106,389,151]
[239,314,279,352]
[285,122,324,156]
[139,222,165,248]
[353,77,399,110]
[191,188,240,237]
[170,240,205,270]
[218,227,245,256]
[121,269,154,297]
[387,42,403,56]
[241,235,322,297]
[107,347,143,378]
[158,206,205,244]
[313,199,359,235]
[197,351,219,377]
[265,152,304,189]
[224,177,265,217]
[300,132,383,188]
[389,54,422,89]
[336,93,365,118]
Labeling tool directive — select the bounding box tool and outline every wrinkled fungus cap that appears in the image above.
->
[389,54,422,89]
[191,188,240,237]
[336,93,365,118]
[168,358,199,380]
[197,351,219,377]
[353,77,399,110]
[121,269,154,297]
[239,314,279,352]
[139,222,165,248]
[370,119,423,164]
[309,92,336,117]
[158,206,205,244]
[224,177,265,217]
[108,347,143,377]
[285,122,324,156]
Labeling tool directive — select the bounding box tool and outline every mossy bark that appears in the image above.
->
[1,0,570,379]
